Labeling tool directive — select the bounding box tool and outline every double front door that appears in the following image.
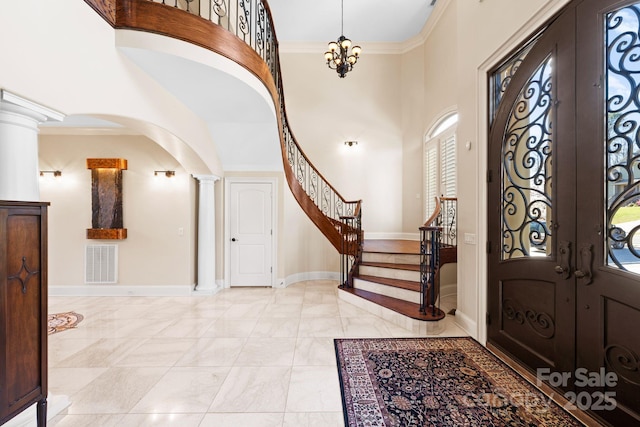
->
[488,1,640,425]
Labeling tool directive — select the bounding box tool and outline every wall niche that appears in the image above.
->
[86,158,127,239]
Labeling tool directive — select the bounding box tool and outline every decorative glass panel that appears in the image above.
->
[491,36,540,124]
[501,56,554,260]
[606,4,640,273]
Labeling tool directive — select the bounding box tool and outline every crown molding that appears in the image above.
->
[278,0,453,56]
[399,0,452,54]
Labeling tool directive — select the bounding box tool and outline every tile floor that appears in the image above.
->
[47,280,468,427]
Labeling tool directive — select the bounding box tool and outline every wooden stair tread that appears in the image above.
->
[360,261,421,271]
[356,275,421,292]
[340,288,445,321]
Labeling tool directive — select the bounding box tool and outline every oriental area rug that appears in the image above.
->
[47,311,84,335]
[334,337,583,427]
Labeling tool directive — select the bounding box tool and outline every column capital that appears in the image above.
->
[192,174,221,184]
[0,89,65,123]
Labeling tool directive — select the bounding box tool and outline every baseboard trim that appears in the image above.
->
[440,284,457,298]
[49,285,192,297]
[284,271,339,287]
[454,309,477,339]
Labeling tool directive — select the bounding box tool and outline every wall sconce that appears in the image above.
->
[154,170,175,178]
[344,141,358,147]
[40,170,62,177]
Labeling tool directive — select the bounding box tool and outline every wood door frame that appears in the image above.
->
[475,0,572,345]
[223,177,278,288]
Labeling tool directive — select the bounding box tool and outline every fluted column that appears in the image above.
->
[0,90,64,201]
[193,174,221,293]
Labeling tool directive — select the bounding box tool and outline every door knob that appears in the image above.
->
[231,238,237,242]
[554,241,572,279]
[576,244,593,285]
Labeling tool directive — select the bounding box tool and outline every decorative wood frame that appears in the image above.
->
[86,158,127,239]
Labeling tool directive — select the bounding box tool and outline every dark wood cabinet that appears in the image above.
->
[0,201,48,427]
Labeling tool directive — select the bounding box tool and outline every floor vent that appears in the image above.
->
[85,244,118,284]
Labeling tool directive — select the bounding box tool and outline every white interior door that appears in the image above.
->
[229,182,273,286]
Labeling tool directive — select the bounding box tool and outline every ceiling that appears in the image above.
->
[267,0,436,43]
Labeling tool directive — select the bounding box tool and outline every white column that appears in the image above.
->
[193,174,221,293]
[0,90,64,201]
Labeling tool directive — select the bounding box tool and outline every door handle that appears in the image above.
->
[575,244,593,285]
[554,241,572,279]
[231,238,237,242]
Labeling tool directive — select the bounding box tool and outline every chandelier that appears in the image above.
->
[324,0,362,78]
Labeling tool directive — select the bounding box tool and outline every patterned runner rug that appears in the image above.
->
[48,311,84,335]
[335,337,583,427]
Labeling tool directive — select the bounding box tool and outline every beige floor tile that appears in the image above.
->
[201,317,258,337]
[293,337,337,366]
[155,317,216,338]
[175,337,246,366]
[285,366,343,412]
[250,317,300,337]
[130,367,230,413]
[114,337,196,367]
[116,414,204,427]
[66,367,168,414]
[261,302,303,317]
[48,367,108,396]
[55,338,143,368]
[199,413,283,427]
[297,317,345,337]
[283,412,345,427]
[235,337,297,366]
[50,414,125,427]
[208,367,291,412]
[301,303,340,317]
[341,315,394,338]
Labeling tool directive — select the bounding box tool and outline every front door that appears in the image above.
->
[229,181,273,286]
[488,1,640,425]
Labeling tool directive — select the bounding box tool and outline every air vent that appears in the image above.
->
[85,244,118,284]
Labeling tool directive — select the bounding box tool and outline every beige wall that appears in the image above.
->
[39,134,195,288]
[400,2,459,232]
[279,52,404,236]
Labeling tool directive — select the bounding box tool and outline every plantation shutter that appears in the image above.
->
[440,134,457,197]
[424,143,438,218]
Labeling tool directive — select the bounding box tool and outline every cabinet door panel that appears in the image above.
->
[5,214,42,409]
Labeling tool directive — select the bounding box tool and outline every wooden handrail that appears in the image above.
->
[423,197,441,227]
[84,0,361,255]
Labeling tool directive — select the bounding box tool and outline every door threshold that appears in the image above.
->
[487,343,606,427]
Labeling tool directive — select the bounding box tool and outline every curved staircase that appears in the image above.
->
[83,0,454,333]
